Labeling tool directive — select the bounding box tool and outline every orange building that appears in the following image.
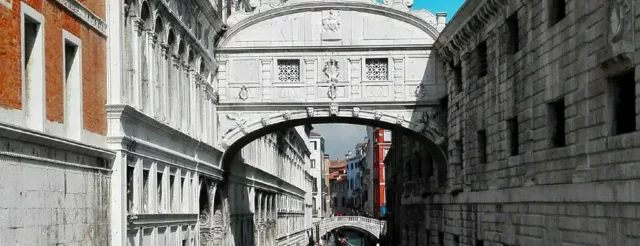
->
[371,127,391,217]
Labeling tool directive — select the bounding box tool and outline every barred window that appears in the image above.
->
[365,58,388,81]
[277,59,300,82]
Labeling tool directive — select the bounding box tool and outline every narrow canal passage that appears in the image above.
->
[325,229,370,246]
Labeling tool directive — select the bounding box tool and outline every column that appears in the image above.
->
[133,157,143,213]
[171,55,181,128]
[146,31,157,116]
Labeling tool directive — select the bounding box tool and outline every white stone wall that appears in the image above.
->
[0,123,113,245]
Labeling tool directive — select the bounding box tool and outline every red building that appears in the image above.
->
[370,127,391,217]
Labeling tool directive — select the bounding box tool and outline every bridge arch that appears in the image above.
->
[218,104,447,172]
[315,216,387,240]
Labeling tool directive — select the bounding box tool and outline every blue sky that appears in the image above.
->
[413,0,465,22]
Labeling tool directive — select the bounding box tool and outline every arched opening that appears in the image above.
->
[198,182,210,221]
[154,16,164,35]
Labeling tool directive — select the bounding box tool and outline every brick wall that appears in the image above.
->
[0,0,107,135]
[386,0,640,245]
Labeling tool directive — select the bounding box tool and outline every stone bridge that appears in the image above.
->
[314,216,386,239]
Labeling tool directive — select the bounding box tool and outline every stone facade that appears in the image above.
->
[0,0,113,245]
[386,0,640,245]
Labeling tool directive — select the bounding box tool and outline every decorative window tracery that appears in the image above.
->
[365,58,389,81]
[277,59,300,82]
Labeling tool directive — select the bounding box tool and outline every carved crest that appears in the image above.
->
[306,107,315,117]
[329,103,339,116]
[352,107,361,117]
[322,10,341,33]
[239,85,249,101]
[324,58,340,83]
[327,83,338,100]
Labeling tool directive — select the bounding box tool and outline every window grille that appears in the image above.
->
[365,58,388,81]
[277,59,300,82]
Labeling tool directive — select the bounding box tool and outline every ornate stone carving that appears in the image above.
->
[396,115,404,125]
[327,83,338,100]
[282,111,292,120]
[261,117,270,126]
[322,10,340,33]
[329,104,339,116]
[403,0,414,8]
[609,0,631,43]
[374,111,382,120]
[306,107,315,117]
[352,107,361,117]
[226,114,247,134]
[414,84,425,97]
[324,58,340,83]
[239,85,249,101]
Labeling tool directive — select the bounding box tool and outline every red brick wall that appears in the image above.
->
[0,0,106,135]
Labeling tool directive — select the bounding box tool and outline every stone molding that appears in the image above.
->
[220,1,440,47]
[127,214,199,226]
[0,122,115,160]
[434,0,507,63]
[53,0,107,36]
[216,44,434,53]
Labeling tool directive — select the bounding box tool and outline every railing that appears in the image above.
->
[314,216,386,239]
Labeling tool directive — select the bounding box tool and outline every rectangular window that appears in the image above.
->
[508,117,519,156]
[549,0,566,26]
[157,172,163,212]
[170,174,176,212]
[506,13,519,54]
[277,59,300,82]
[62,30,83,140]
[476,240,485,246]
[126,165,135,212]
[454,235,460,246]
[365,58,389,81]
[477,41,488,77]
[549,98,566,147]
[311,159,316,168]
[142,169,150,213]
[311,141,317,150]
[438,232,444,246]
[383,130,392,142]
[477,130,487,163]
[21,2,45,131]
[609,71,636,135]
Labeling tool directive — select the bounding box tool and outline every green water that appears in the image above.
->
[326,230,366,246]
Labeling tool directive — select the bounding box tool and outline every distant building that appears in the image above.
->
[346,142,368,212]
[366,127,391,217]
[327,159,348,214]
[309,132,326,222]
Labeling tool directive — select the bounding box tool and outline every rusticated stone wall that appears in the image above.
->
[386,0,640,245]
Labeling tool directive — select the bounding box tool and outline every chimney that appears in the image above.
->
[436,12,447,32]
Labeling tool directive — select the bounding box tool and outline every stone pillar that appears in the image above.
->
[131,18,143,108]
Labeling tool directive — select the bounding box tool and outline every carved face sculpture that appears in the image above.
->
[307,107,315,117]
[374,111,382,120]
[330,104,339,116]
[352,107,361,117]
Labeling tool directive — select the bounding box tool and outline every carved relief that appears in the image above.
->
[329,104,339,116]
[226,114,247,134]
[306,107,315,117]
[322,10,342,41]
[327,83,338,100]
[239,85,249,101]
[374,111,382,120]
[610,0,630,43]
[282,111,292,120]
[324,58,340,83]
[261,117,270,126]
[352,107,361,117]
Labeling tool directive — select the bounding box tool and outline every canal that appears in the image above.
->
[325,229,369,246]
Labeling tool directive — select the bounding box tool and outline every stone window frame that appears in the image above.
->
[476,129,488,164]
[62,30,83,141]
[275,58,302,83]
[21,2,46,131]
[606,69,637,136]
[548,0,567,27]
[547,97,566,148]
[363,57,390,81]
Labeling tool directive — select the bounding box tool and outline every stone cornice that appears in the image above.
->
[0,122,115,160]
[53,0,107,36]
[216,100,440,111]
[216,44,433,53]
[434,0,507,64]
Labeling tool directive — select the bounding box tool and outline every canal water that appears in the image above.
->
[325,230,367,246]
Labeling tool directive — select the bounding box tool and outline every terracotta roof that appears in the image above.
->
[328,159,347,168]
[310,132,321,137]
